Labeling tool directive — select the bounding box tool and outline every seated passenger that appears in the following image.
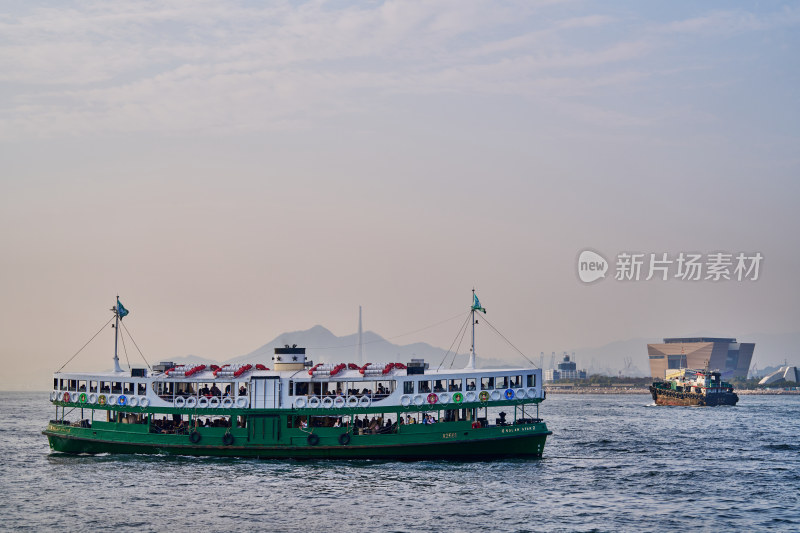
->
[239,386,246,396]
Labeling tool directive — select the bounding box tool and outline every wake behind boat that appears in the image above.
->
[44,294,552,459]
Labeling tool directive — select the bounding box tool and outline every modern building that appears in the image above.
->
[545,353,587,382]
[647,337,754,380]
[758,366,799,385]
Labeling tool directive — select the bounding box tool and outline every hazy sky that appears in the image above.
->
[2,1,799,389]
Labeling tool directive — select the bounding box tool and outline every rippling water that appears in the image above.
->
[3,392,798,532]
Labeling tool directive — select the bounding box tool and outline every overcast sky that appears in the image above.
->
[2,1,798,389]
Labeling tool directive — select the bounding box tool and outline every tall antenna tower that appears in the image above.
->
[357,305,363,365]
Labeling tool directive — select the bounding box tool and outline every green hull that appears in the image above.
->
[44,420,551,460]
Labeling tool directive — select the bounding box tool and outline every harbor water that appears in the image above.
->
[2,392,798,532]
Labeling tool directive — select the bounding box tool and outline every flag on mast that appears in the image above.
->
[472,293,486,313]
[117,298,129,319]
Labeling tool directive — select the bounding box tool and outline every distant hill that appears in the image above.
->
[226,325,516,369]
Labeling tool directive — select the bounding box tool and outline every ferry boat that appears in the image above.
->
[649,368,739,406]
[43,295,552,459]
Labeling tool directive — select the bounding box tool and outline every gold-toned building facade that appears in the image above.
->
[647,337,754,379]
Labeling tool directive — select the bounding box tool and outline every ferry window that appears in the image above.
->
[480,377,494,390]
[138,383,145,395]
[466,378,477,391]
[78,380,87,392]
[375,381,392,397]
[511,375,522,388]
[70,380,77,391]
[403,381,414,394]
[90,381,98,393]
[527,374,536,387]
[237,382,247,396]
[124,382,135,394]
[53,378,58,390]
[418,381,431,393]
[497,376,509,389]
[288,380,295,396]
[296,382,309,396]
[312,383,322,396]
[112,382,122,393]
[448,379,462,392]
[433,380,445,393]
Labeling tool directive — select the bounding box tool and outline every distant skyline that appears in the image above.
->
[2,1,799,390]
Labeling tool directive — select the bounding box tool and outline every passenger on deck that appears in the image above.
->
[210,384,221,397]
[224,385,231,397]
[471,420,481,429]
[239,385,246,395]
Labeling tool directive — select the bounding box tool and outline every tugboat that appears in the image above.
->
[649,368,738,406]
[43,293,552,459]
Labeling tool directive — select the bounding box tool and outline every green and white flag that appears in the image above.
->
[472,294,486,313]
[117,298,129,319]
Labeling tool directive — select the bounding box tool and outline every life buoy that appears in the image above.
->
[413,394,424,406]
[490,390,501,401]
[516,389,526,399]
[465,391,477,402]
[453,392,464,403]
[190,431,202,444]
[197,397,209,408]
[174,396,185,408]
[321,397,334,409]
[139,397,150,407]
[338,433,351,446]
[63,392,71,403]
[185,397,197,408]
[98,394,107,406]
[401,395,412,407]
[346,396,359,408]
[108,395,117,406]
[208,397,220,408]
[222,397,234,409]
[359,395,372,408]
[88,393,97,404]
[527,388,536,398]
[50,392,57,402]
[307,433,319,446]
[294,397,307,408]
[222,433,234,446]
[118,395,128,406]
[236,397,248,408]
[478,391,490,402]
[333,397,345,408]
[504,389,515,400]
[427,393,438,405]
[307,396,320,408]
[128,396,139,407]
[79,392,87,403]
[438,393,450,404]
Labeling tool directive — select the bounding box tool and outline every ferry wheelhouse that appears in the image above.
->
[44,297,551,459]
